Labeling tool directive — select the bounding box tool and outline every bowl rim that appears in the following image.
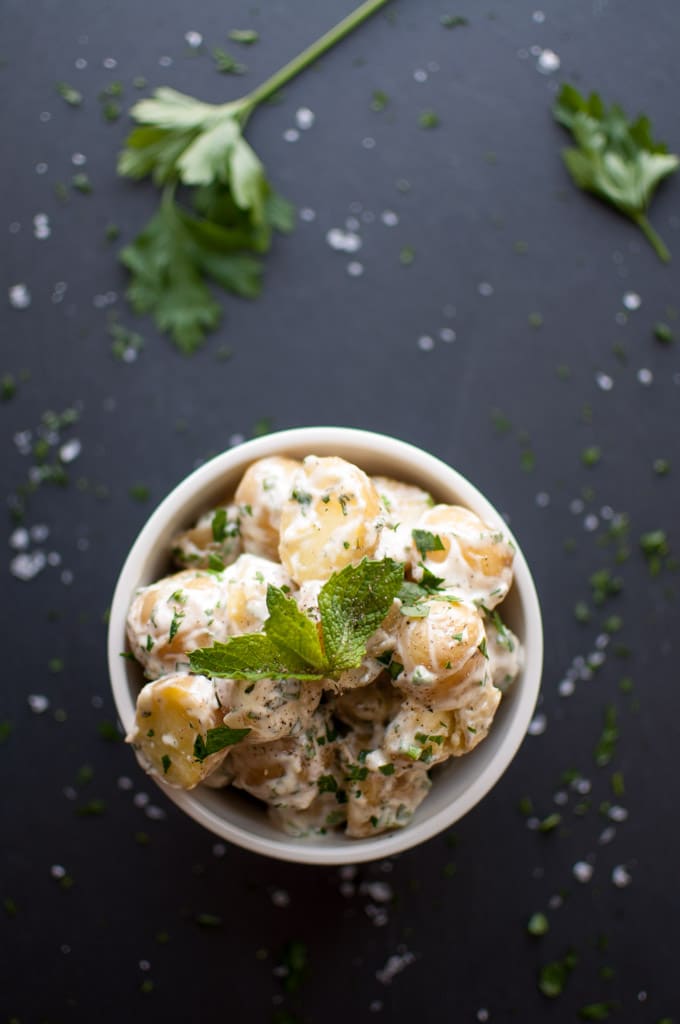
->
[108,426,543,864]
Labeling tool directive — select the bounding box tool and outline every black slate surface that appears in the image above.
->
[2,1,679,1021]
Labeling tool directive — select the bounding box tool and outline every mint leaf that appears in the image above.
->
[553,84,679,262]
[193,725,251,761]
[318,558,403,671]
[264,586,327,670]
[189,635,323,681]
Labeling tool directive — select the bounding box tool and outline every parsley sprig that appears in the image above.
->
[553,84,679,262]
[117,0,391,351]
[190,558,403,681]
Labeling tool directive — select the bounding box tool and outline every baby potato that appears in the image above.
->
[485,614,523,692]
[229,710,339,810]
[343,757,432,838]
[235,456,301,561]
[126,569,229,679]
[383,701,453,767]
[331,677,403,737]
[409,504,515,609]
[373,476,434,562]
[278,456,381,583]
[393,600,488,710]
[218,676,321,743]
[444,679,502,757]
[222,553,293,635]
[171,504,241,570]
[127,673,227,788]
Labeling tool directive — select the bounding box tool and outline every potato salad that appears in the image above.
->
[126,455,523,839]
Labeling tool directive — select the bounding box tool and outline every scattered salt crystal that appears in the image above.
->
[271,889,290,908]
[63,786,77,800]
[553,790,568,805]
[558,679,575,697]
[9,284,31,310]
[30,524,49,542]
[439,327,456,342]
[417,335,434,352]
[74,58,87,69]
[60,569,74,585]
[103,57,117,69]
[612,864,632,887]
[33,213,50,240]
[376,948,415,984]
[295,107,315,130]
[50,864,66,878]
[28,694,50,714]
[369,1001,383,1013]
[283,128,299,143]
[212,843,226,857]
[361,881,392,903]
[413,69,427,82]
[572,860,594,883]
[59,439,81,463]
[339,865,357,880]
[573,778,591,795]
[622,291,641,310]
[159,56,173,67]
[117,776,134,791]
[548,893,563,909]
[535,492,550,508]
[9,528,29,550]
[71,152,86,166]
[536,48,560,73]
[345,217,361,232]
[637,991,647,1002]
[583,514,599,532]
[569,498,584,515]
[528,712,546,736]
[596,372,613,391]
[299,207,316,222]
[133,792,150,808]
[347,261,364,277]
[599,826,616,845]
[11,551,47,580]
[637,368,653,386]
[326,228,362,253]
[91,695,103,709]
[139,959,151,971]
[365,903,389,926]
[362,137,376,149]
[478,281,494,297]
[442,304,456,318]
[184,30,203,47]
[229,433,245,447]
[532,10,546,22]
[61,944,71,954]
[608,805,628,822]
[339,882,355,897]
[477,1011,490,1023]
[9,222,21,234]
[361,210,375,224]
[526,817,540,830]
[381,210,399,227]
[427,61,440,73]
[40,111,51,123]
[145,805,166,820]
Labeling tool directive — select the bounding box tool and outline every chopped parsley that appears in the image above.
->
[211,507,228,542]
[193,725,251,761]
[412,529,445,559]
[161,754,171,775]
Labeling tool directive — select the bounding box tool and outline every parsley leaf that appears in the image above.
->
[119,187,267,354]
[553,84,679,262]
[412,529,446,558]
[116,1,390,349]
[193,725,251,761]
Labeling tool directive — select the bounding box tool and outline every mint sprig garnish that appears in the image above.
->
[189,558,404,681]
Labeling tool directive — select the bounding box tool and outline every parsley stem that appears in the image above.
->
[633,212,671,263]
[240,0,391,116]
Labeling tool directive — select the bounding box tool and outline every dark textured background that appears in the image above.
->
[2,0,679,1021]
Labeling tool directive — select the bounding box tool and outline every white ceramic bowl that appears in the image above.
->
[108,427,543,864]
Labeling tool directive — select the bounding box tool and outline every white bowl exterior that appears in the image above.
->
[108,427,543,864]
